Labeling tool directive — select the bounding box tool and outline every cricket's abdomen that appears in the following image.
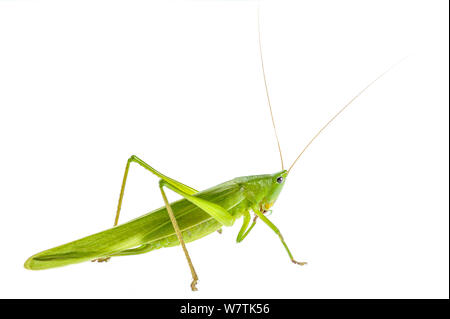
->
[113,217,224,257]
[24,180,250,270]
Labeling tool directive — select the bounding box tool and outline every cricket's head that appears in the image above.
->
[237,170,288,210]
[263,170,288,208]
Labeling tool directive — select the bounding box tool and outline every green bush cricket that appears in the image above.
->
[24,13,396,291]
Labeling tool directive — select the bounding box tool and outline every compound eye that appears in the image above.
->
[276,176,284,184]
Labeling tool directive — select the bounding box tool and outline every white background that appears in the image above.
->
[0,0,448,298]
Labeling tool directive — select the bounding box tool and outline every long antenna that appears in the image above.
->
[287,60,403,174]
[258,6,284,170]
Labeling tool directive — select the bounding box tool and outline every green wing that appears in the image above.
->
[24,180,245,270]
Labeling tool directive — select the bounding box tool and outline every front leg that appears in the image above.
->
[253,207,307,266]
